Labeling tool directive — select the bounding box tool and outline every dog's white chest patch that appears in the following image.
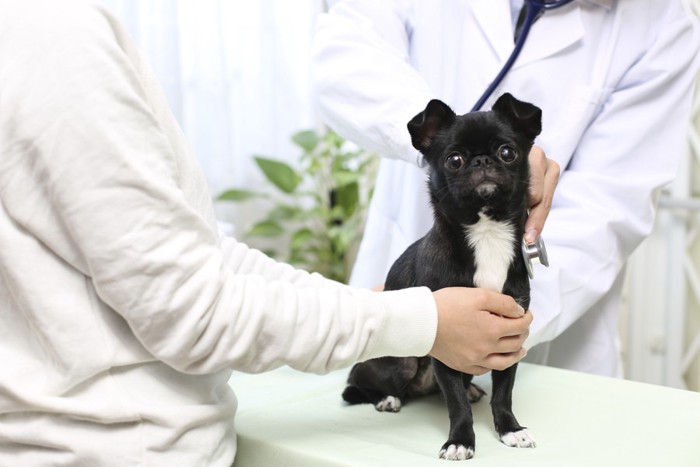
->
[463,213,516,292]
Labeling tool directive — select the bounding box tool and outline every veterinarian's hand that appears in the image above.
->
[524,146,560,245]
[429,287,532,375]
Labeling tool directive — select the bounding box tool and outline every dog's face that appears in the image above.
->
[408,93,542,222]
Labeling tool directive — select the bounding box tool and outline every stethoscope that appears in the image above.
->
[470,0,577,112]
[469,0,575,277]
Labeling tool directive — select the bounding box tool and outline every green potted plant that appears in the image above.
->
[217,129,378,283]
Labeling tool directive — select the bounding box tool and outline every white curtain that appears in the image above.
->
[100,0,324,228]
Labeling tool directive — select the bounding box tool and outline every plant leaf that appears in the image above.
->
[216,188,260,202]
[291,228,314,249]
[261,249,278,258]
[254,157,302,193]
[324,130,344,149]
[268,205,300,221]
[334,182,360,217]
[247,220,284,237]
[292,130,320,153]
[332,170,361,187]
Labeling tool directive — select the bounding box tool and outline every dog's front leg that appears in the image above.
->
[432,358,476,460]
[491,364,536,448]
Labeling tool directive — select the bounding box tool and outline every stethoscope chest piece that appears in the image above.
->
[521,235,549,279]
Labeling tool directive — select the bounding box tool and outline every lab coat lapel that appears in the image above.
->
[470,0,515,63]
[512,2,584,70]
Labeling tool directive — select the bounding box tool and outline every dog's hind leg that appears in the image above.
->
[342,357,420,412]
[341,384,403,412]
[491,364,536,448]
[465,382,487,403]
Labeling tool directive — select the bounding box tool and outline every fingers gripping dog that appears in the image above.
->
[341,93,542,460]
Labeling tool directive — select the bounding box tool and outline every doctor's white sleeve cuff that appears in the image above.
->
[363,287,438,360]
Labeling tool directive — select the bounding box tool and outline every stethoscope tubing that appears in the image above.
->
[470,0,577,112]
[527,0,576,9]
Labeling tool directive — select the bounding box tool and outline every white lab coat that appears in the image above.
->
[312,0,700,376]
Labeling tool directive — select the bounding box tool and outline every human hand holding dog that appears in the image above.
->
[429,287,532,375]
[524,146,560,245]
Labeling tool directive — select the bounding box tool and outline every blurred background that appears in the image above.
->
[100,0,700,392]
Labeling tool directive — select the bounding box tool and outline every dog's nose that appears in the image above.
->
[470,155,493,168]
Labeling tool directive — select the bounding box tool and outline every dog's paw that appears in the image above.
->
[439,444,475,460]
[374,395,402,412]
[466,383,486,403]
[500,428,536,448]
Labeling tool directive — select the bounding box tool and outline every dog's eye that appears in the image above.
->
[497,145,518,163]
[445,153,465,171]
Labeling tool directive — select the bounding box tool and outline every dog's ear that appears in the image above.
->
[492,93,542,141]
[407,99,456,153]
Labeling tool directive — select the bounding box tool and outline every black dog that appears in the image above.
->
[342,93,541,459]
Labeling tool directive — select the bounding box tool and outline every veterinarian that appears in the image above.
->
[312,0,700,377]
[0,1,538,465]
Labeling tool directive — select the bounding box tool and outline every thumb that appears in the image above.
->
[483,291,525,319]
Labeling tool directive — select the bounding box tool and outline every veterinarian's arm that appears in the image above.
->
[526,5,700,351]
[311,0,431,167]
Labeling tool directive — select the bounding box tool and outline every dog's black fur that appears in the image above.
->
[341,93,542,459]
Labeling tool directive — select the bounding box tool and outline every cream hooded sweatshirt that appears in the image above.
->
[0,1,437,465]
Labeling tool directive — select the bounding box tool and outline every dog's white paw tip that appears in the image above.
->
[500,428,536,448]
[439,444,475,460]
[374,395,401,412]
